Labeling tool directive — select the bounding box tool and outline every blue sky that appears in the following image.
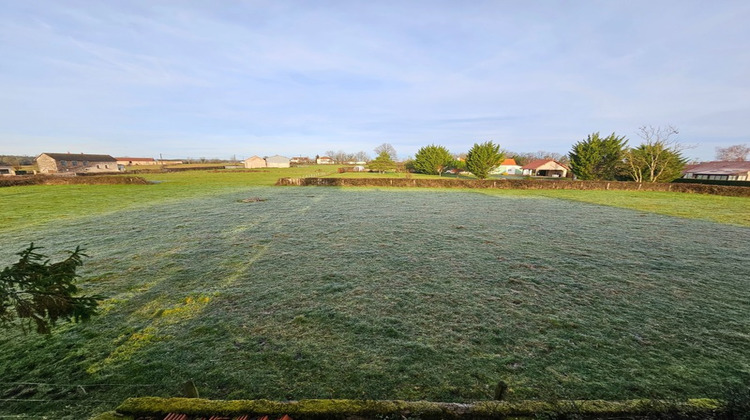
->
[1,1,748,161]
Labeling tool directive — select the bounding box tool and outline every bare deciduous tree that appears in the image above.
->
[374,143,397,161]
[624,125,687,182]
[355,151,370,162]
[715,144,749,161]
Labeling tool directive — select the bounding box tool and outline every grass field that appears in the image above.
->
[0,169,748,419]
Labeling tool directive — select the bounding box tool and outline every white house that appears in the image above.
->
[490,158,523,175]
[316,156,335,164]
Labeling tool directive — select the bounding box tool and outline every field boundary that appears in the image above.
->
[0,175,150,187]
[98,396,723,420]
[276,177,750,197]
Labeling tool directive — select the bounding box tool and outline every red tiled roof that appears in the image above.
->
[500,158,518,166]
[521,159,568,170]
[167,414,290,420]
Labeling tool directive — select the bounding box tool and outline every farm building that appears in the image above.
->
[682,161,750,181]
[36,152,120,174]
[265,155,291,168]
[316,156,335,164]
[0,166,16,176]
[244,156,267,169]
[522,159,569,177]
[490,158,523,175]
[116,157,156,166]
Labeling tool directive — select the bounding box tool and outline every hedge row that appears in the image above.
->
[0,175,150,187]
[275,177,750,197]
[105,397,724,420]
[672,178,750,188]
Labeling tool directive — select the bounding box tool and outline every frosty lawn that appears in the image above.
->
[0,179,748,419]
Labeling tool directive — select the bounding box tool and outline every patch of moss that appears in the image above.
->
[116,397,725,419]
[89,411,134,420]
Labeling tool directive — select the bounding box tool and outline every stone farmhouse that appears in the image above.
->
[316,156,335,164]
[522,159,569,177]
[682,161,750,181]
[36,153,120,174]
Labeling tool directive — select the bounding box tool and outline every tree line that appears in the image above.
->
[402,126,747,182]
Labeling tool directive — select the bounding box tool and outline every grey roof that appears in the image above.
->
[265,155,290,162]
[39,153,117,162]
[683,161,750,175]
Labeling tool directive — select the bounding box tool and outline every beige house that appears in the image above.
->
[116,157,156,166]
[36,153,120,174]
[0,166,16,176]
[244,156,266,169]
[265,155,291,168]
[522,159,569,177]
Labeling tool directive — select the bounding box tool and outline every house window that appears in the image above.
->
[96,165,101,169]
[83,161,88,166]
[61,160,67,167]
[72,161,78,166]
[105,164,109,169]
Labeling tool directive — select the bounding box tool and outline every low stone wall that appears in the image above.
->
[104,397,722,420]
[275,177,750,197]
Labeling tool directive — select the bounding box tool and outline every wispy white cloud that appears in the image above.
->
[1,1,749,160]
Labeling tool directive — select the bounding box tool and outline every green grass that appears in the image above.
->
[0,171,748,419]
[480,189,750,227]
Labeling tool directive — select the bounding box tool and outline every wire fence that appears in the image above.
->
[0,381,168,413]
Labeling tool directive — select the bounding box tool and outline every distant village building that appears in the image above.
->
[116,157,156,166]
[490,158,522,175]
[316,156,335,164]
[36,153,120,174]
[156,159,184,165]
[682,161,750,181]
[0,166,16,176]
[265,155,291,168]
[244,156,267,169]
[522,159,569,177]
[290,156,312,165]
